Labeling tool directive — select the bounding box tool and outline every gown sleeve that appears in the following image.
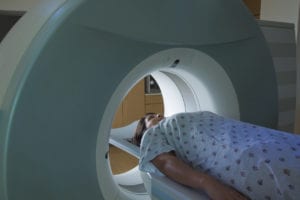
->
[139,124,175,175]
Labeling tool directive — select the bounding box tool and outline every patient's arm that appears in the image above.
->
[151,152,248,200]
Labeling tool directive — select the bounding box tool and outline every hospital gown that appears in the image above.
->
[139,111,300,200]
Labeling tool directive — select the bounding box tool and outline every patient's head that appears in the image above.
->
[132,113,164,146]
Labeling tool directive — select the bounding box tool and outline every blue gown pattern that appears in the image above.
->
[139,111,300,200]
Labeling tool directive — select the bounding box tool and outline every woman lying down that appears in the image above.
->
[132,111,300,200]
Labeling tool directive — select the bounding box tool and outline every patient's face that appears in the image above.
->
[145,113,164,129]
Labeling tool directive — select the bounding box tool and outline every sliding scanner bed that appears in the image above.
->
[0,0,277,200]
[109,121,209,199]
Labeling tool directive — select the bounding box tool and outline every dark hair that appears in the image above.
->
[132,113,155,146]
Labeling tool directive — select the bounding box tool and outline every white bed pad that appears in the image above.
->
[109,121,140,158]
[109,121,209,200]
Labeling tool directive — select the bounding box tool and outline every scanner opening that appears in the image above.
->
[96,48,239,200]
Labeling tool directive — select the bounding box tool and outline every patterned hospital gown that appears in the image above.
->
[139,111,300,200]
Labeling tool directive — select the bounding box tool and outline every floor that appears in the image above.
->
[109,145,139,174]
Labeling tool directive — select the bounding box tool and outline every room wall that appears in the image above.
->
[261,0,299,27]
[0,0,40,11]
[260,0,299,44]
[261,0,300,133]
[296,9,300,133]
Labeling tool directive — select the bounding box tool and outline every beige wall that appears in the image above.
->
[0,0,41,11]
[261,0,299,25]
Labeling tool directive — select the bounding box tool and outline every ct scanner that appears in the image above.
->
[0,0,279,199]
